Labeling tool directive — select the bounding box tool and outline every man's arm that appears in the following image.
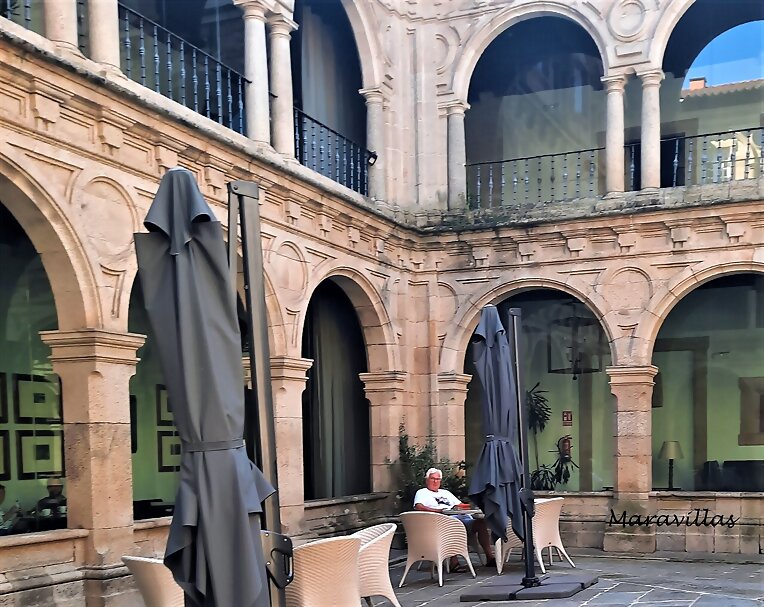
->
[414,502,446,513]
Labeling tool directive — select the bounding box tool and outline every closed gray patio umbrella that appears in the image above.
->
[135,167,274,607]
[468,304,524,542]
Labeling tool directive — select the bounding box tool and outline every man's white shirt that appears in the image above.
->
[413,487,461,510]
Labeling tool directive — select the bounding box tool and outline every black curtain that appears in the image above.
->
[302,280,370,499]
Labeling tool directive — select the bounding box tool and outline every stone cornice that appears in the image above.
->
[607,365,659,384]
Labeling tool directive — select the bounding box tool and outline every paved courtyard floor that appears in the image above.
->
[373,551,763,607]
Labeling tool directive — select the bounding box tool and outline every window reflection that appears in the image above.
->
[652,273,764,492]
[0,203,65,535]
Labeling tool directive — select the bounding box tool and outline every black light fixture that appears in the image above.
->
[547,300,604,380]
[367,150,378,166]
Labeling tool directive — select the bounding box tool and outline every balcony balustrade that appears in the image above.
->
[468,128,762,209]
[294,108,370,196]
[116,3,247,135]
[467,148,603,209]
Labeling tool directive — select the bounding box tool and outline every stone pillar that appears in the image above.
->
[359,371,408,492]
[433,372,471,463]
[604,365,658,553]
[235,0,270,143]
[44,0,79,50]
[638,70,665,190]
[87,0,121,71]
[268,13,297,156]
[269,356,312,535]
[446,101,469,208]
[602,75,626,194]
[39,330,145,586]
[360,87,387,202]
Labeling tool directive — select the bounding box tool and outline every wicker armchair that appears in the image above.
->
[494,497,575,574]
[285,536,361,607]
[398,511,476,587]
[352,522,401,607]
[122,556,184,607]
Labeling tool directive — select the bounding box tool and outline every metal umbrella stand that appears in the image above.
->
[227,180,294,607]
[460,307,598,602]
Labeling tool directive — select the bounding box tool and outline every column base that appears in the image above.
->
[604,497,656,553]
[83,567,141,607]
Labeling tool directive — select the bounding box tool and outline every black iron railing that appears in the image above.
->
[626,127,763,190]
[294,107,370,196]
[2,0,36,31]
[117,3,247,135]
[467,148,603,209]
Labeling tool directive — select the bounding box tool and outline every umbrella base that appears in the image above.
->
[459,571,598,602]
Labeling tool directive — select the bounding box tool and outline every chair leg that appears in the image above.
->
[547,546,553,567]
[384,590,402,607]
[494,539,503,574]
[438,561,444,587]
[535,548,547,574]
[555,544,576,568]
[399,560,414,588]
[463,553,476,579]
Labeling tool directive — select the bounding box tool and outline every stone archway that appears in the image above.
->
[451,2,610,102]
[339,0,384,90]
[440,277,613,374]
[0,154,97,330]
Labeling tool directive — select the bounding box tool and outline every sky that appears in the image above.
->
[684,20,764,86]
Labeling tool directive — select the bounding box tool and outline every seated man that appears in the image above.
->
[413,467,495,572]
[37,477,67,514]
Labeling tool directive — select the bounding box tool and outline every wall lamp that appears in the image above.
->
[367,151,378,166]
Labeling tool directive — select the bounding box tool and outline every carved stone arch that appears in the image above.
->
[0,151,99,330]
[451,1,611,101]
[339,0,383,90]
[647,0,697,66]
[301,266,399,372]
[637,260,764,362]
[439,276,614,374]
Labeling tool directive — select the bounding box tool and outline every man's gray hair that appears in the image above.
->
[425,467,442,479]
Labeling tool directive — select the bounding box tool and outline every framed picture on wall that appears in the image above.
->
[155,384,174,426]
[0,430,10,481]
[12,374,62,424]
[129,395,138,454]
[15,429,65,479]
[0,373,7,424]
[157,431,181,472]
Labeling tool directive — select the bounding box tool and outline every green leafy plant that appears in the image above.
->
[389,424,467,510]
[526,382,551,471]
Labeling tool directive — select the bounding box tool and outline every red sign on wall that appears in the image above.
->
[562,410,573,426]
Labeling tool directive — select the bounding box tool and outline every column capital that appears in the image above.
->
[40,328,146,364]
[359,87,387,106]
[607,365,659,385]
[637,69,665,87]
[436,371,472,392]
[359,371,408,396]
[268,12,298,36]
[601,74,627,92]
[441,99,470,116]
[235,0,269,20]
[270,355,313,380]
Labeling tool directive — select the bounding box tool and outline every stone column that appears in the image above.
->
[268,13,297,156]
[359,371,408,492]
[638,70,665,190]
[269,356,312,535]
[39,330,145,576]
[87,0,121,71]
[433,372,471,463]
[604,365,658,553]
[44,0,79,50]
[446,101,469,208]
[235,0,270,143]
[360,87,387,202]
[602,75,626,194]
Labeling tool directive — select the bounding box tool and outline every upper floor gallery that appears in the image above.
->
[2,0,762,212]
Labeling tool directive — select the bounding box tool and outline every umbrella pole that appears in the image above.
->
[508,308,540,588]
[228,181,286,607]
